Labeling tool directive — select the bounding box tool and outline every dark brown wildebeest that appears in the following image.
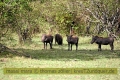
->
[21,28,31,42]
[22,31,27,41]
[66,35,79,51]
[91,35,115,51]
[41,34,53,49]
[55,34,63,45]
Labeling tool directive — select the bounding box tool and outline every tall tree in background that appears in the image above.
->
[80,0,120,36]
[0,0,32,44]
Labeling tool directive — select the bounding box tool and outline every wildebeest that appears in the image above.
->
[66,35,79,51]
[21,28,31,42]
[41,34,53,49]
[91,35,115,51]
[55,34,63,45]
[22,31,27,41]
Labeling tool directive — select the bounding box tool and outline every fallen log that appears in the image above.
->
[0,43,30,58]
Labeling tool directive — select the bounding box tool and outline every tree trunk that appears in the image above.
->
[0,43,30,58]
[17,28,23,44]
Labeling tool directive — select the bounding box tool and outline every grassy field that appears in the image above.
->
[0,35,120,80]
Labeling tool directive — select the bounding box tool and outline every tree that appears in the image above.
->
[0,0,32,44]
[79,0,120,36]
[0,0,32,48]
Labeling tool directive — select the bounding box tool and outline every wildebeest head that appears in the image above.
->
[41,34,53,42]
[41,34,47,42]
[66,35,79,50]
[66,35,73,43]
[109,33,117,39]
[41,34,53,49]
[91,36,99,44]
[66,35,78,43]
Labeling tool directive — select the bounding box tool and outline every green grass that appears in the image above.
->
[0,36,120,80]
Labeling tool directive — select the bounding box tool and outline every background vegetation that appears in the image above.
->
[1,0,120,43]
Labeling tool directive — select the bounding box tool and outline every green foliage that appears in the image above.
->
[83,0,120,35]
[0,0,34,45]
[0,0,32,33]
[1,0,120,43]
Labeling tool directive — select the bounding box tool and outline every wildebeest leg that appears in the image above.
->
[110,43,114,51]
[76,43,78,51]
[71,44,72,51]
[98,44,101,51]
[49,42,52,49]
[44,42,45,49]
[45,43,47,49]
[68,43,70,51]
[51,43,52,49]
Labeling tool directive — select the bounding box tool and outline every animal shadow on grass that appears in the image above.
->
[1,48,120,61]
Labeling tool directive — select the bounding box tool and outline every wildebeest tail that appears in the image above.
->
[58,39,63,45]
